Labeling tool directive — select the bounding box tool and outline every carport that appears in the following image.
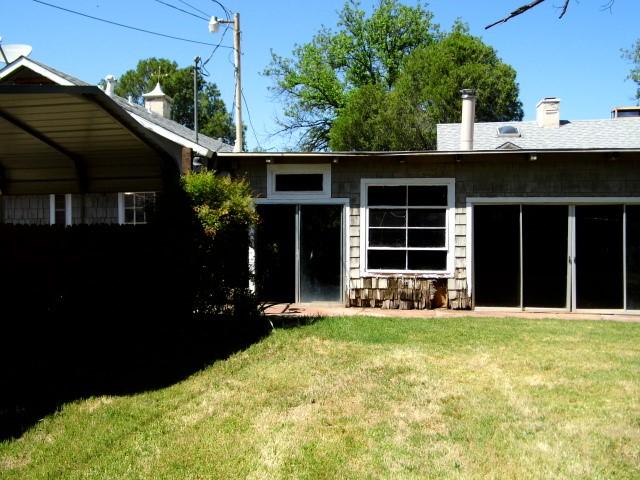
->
[0,84,178,196]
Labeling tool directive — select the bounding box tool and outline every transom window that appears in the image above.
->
[119,192,156,225]
[362,179,454,274]
[267,164,331,199]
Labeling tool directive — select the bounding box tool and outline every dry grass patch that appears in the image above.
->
[1,316,639,479]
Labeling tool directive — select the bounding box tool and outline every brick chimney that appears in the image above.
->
[536,97,560,128]
[143,82,173,119]
[460,89,476,150]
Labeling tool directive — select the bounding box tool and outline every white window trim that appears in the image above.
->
[49,194,72,226]
[359,178,455,278]
[118,192,156,225]
[266,164,331,199]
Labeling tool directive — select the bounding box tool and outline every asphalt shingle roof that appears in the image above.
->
[437,118,640,151]
[110,95,232,153]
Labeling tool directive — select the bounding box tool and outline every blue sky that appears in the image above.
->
[2,0,639,150]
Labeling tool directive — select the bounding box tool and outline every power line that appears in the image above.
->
[152,0,208,21]
[177,0,210,17]
[33,0,231,48]
[201,24,230,75]
[210,0,231,19]
[242,88,262,151]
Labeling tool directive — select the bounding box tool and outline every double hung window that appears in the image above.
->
[119,192,156,225]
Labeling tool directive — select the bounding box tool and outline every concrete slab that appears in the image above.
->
[263,303,640,323]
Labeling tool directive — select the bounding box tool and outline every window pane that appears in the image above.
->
[275,173,323,191]
[368,186,406,206]
[408,229,445,247]
[408,209,445,227]
[408,186,447,206]
[55,210,65,225]
[55,195,65,210]
[368,250,406,270]
[369,229,406,247]
[576,205,623,309]
[408,251,447,270]
[474,205,521,307]
[135,207,146,224]
[369,209,406,227]
[627,205,640,310]
[125,209,134,224]
[522,205,568,308]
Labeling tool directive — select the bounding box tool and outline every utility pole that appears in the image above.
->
[193,56,200,146]
[209,13,243,152]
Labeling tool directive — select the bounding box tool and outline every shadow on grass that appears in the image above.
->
[268,314,324,330]
[0,307,271,441]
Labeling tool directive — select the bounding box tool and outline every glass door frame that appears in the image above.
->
[251,197,350,304]
[467,197,640,314]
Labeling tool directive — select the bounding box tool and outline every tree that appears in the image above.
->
[329,24,523,151]
[264,0,439,150]
[114,58,235,144]
[622,39,640,103]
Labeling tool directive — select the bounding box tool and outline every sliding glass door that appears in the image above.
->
[575,206,624,309]
[474,205,569,309]
[473,202,639,312]
[255,204,343,303]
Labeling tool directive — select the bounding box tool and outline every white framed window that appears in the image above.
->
[360,178,455,276]
[49,194,72,226]
[118,192,156,225]
[267,164,331,199]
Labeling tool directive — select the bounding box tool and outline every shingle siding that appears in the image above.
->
[237,152,640,310]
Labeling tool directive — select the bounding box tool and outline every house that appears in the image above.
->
[0,56,231,225]
[216,91,640,314]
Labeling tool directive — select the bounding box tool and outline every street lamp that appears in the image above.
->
[209,13,243,153]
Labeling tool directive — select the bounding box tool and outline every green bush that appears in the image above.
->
[182,171,257,237]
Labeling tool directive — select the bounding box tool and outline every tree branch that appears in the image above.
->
[485,0,546,29]
[485,0,574,29]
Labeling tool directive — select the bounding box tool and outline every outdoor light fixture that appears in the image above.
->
[529,153,538,162]
[192,156,205,172]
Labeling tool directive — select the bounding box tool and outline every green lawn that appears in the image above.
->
[2,316,640,479]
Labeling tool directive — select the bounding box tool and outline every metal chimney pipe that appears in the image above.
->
[460,89,476,151]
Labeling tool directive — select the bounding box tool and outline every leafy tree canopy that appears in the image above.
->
[114,58,235,144]
[264,0,439,150]
[622,39,640,103]
[330,24,524,151]
[266,1,522,151]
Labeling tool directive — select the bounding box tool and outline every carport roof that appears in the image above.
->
[0,84,177,195]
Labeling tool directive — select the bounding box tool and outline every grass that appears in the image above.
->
[1,316,640,479]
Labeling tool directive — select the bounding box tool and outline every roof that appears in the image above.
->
[0,56,89,86]
[0,57,232,156]
[111,95,232,156]
[0,85,176,194]
[437,118,640,151]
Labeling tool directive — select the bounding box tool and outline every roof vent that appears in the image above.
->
[611,106,640,118]
[497,125,520,137]
[104,75,116,97]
